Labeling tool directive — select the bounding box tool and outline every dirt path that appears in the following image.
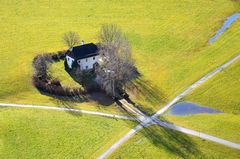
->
[0,103,136,121]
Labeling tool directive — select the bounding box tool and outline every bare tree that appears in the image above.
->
[99,24,122,44]
[62,31,80,49]
[96,24,136,97]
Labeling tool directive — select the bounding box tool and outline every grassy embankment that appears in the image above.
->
[0,0,240,114]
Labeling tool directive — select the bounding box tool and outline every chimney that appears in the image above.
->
[81,40,85,45]
[69,47,73,51]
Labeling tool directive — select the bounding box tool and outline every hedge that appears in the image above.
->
[32,51,87,97]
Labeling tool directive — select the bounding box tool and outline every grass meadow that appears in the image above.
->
[49,61,83,89]
[164,114,240,143]
[0,0,240,158]
[184,60,240,114]
[0,0,239,114]
[109,125,240,159]
[163,56,240,147]
[0,108,136,158]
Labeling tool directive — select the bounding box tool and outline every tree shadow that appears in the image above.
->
[113,101,202,158]
[41,90,116,116]
[48,96,86,117]
[38,90,88,102]
[33,54,166,117]
[120,113,203,158]
[115,100,144,122]
[87,91,114,106]
[111,102,203,158]
[126,77,168,115]
[0,106,9,110]
[140,121,203,158]
[61,61,115,106]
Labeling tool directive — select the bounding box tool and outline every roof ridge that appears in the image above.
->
[66,43,99,60]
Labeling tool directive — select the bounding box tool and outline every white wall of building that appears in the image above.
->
[77,55,99,70]
[66,55,75,69]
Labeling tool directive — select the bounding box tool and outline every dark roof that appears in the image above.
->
[67,43,99,59]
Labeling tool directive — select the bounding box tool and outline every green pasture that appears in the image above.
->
[0,108,136,158]
[0,0,240,114]
[164,114,240,143]
[109,125,240,159]
[163,54,240,147]
[184,60,240,114]
[48,60,82,88]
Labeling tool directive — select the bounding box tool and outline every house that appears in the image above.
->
[65,43,99,70]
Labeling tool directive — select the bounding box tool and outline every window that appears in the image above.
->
[93,57,95,60]
[78,60,81,64]
[86,66,88,69]
[86,58,88,62]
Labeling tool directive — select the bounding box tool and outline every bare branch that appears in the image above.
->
[62,31,80,48]
[96,24,136,96]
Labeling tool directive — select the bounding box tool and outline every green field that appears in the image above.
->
[163,49,240,146]
[164,114,240,143]
[0,0,240,158]
[0,0,240,114]
[0,108,136,158]
[109,125,240,159]
[184,60,240,114]
[49,60,83,88]
[130,17,240,114]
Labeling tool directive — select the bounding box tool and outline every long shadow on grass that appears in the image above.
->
[34,59,115,112]
[47,91,115,116]
[126,77,168,115]
[114,101,202,158]
[113,108,203,158]
[140,120,203,158]
[49,97,85,116]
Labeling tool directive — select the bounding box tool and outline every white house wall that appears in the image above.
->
[77,55,99,70]
[66,55,75,68]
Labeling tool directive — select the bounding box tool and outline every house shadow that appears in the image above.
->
[63,62,115,106]
[44,93,88,116]
[39,90,115,116]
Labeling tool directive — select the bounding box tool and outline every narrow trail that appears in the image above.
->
[97,53,240,159]
[0,103,136,121]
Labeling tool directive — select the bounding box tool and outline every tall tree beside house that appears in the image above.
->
[62,31,80,49]
[99,24,123,44]
[96,24,136,97]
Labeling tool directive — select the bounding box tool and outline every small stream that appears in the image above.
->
[168,102,222,116]
[209,13,240,44]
